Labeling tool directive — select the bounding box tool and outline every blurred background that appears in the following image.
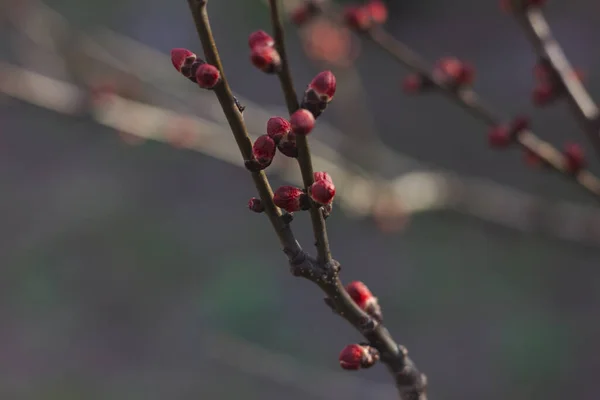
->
[2,0,600,399]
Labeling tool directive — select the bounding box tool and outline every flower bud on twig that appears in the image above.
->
[339,344,380,370]
[346,281,383,322]
[309,178,336,205]
[267,116,292,144]
[195,63,221,89]
[248,197,265,213]
[252,134,276,168]
[248,30,275,49]
[273,186,309,212]
[290,109,316,135]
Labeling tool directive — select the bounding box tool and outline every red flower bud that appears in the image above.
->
[532,83,556,106]
[339,344,379,370]
[346,281,373,309]
[366,0,388,24]
[402,74,427,94]
[248,30,274,49]
[195,63,221,89]
[252,134,276,167]
[308,70,337,103]
[314,171,333,183]
[346,280,382,322]
[171,48,196,73]
[563,142,586,174]
[510,115,530,133]
[309,179,335,205]
[274,186,306,212]
[290,109,315,135]
[267,116,292,143]
[250,45,281,74]
[343,5,372,31]
[248,197,265,213]
[434,57,475,86]
[488,127,512,148]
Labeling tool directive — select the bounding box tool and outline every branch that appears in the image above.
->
[268,0,333,265]
[510,5,600,160]
[185,2,427,399]
[364,26,600,199]
[185,0,304,261]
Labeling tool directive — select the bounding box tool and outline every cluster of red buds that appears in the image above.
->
[271,171,336,213]
[532,59,585,106]
[268,116,298,158]
[343,0,388,32]
[248,30,281,74]
[170,48,221,89]
[290,0,324,26]
[300,70,337,118]
[500,0,546,13]
[403,57,474,94]
[488,115,530,148]
[346,281,383,323]
[339,344,380,370]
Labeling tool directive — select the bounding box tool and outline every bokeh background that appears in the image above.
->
[2,0,600,399]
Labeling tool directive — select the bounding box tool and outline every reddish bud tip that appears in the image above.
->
[250,46,281,74]
[195,63,221,89]
[339,344,379,370]
[314,171,333,183]
[248,30,274,49]
[366,0,388,24]
[402,74,425,94]
[434,57,475,86]
[274,186,306,212]
[267,116,292,143]
[309,179,336,205]
[252,135,277,167]
[532,83,556,106]
[346,281,374,309]
[171,48,196,73]
[510,115,530,133]
[563,142,586,173]
[248,197,265,213]
[308,71,337,103]
[343,6,371,31]
[290,109,316,135]
[488,127,512,148]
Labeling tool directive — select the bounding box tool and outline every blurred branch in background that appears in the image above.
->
[2,0,600,247]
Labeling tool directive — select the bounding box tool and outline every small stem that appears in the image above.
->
[186,0,301,256]
[513,8,600,161]
[268,0,332,265]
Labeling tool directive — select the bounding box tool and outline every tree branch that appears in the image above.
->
[268,0,333,265]
[185,1,428,399]
[511,7,600,160]
[363,26,600,199]
[186,0,303,259]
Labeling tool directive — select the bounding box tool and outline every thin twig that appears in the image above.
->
[511,7,600,160]
[186,0,304,261]
[186,2,428,399]
[268,0,333,265]
[363,26,600,200]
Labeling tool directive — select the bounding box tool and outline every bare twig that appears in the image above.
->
[511,7,600,159]
[268,0,333,265]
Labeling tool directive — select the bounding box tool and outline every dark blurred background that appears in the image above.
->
[2,0,600,399]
